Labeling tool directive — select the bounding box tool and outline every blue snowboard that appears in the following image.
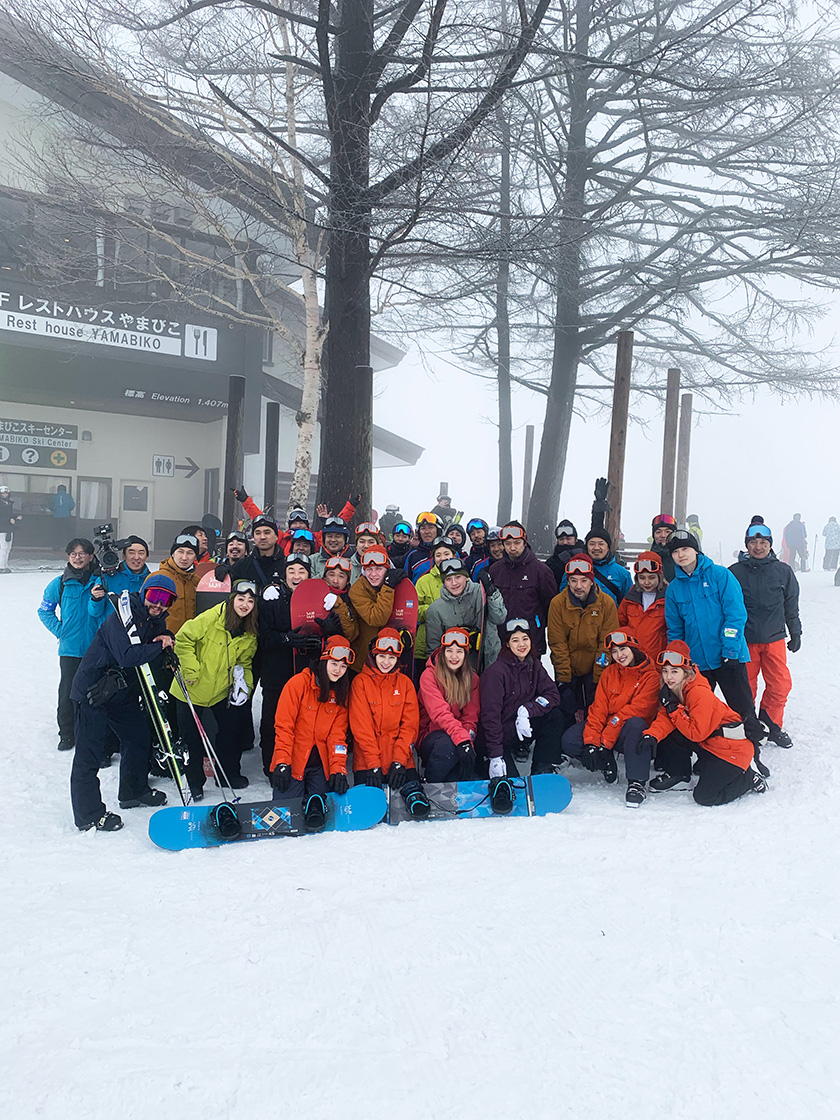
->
[387,773,572,824]
[149,785,387,851]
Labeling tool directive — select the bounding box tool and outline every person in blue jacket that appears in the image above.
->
[664,528,768,774]
[38,538,103,751]
[89,536,153,617]
[49,484,76,548]
[559,527,632,605]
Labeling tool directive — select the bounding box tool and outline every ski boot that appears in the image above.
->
[489,776,514,815]
[401,780,431,819]
[760,708,793,749]
[210,802,242,840]
[119,788,167,809]
[304,794,327,832]
[79,811,124,833]
[625,781,647,808]
[650,772,693,792]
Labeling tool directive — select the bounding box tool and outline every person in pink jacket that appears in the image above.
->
[417,627,480,782]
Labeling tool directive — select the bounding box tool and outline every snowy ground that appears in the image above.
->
[3,569,839,1120]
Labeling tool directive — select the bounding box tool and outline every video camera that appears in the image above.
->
[94,523,130,575]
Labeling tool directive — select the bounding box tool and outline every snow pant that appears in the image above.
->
[746,640,792,728]
[177,698,249,792]
[476,708,569,779]
[693,747,754,806]
[71,699,153,828]
[0,531,12,569]
[569,672,597,713]
[701,663,764,764]
[654,729,696,781]
[561,716,651,782]
[823,549,839,570]
[285,746,330,798]
[419,731,476,783]
[58,656,82,742]
[788,544,807,571]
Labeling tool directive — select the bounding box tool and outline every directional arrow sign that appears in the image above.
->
[176,457,199,479]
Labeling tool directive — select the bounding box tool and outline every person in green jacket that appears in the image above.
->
[171,580,259,799]
[414,536,457,673]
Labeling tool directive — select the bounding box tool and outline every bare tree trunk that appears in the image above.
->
[495,102,513,525]
[526,0,590,553]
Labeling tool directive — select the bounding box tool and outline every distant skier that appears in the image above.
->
[782,513,808,572]
[0,484,22,573]
[822,517,840,570]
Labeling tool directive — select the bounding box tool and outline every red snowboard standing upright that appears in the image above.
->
[387,577,419,674]
[195,569,231,615]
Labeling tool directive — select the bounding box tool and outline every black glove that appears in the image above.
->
[163,647,180,671]
[594,477,609,501]
[637,734,658,756]
[287,627,314,649]
[454,741,475,780]
[214,563,230,582]
[387,762,407,790]
[329,772,348,795]
[232,486,249,503]
[86,668,127,708]
[478,570,496,595]
[303,636,323,657]
[659,685,680,714]
[355,768,384,788]
[787,634,801,653]
[270,764,291,793]
[382,567,403,589]
[313,611,343,636]
[348,493,361,506]
[582,744,599,772]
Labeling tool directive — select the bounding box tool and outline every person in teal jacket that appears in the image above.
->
[38,538,103,750]
[89,536,153,622]
[664,528,767,772]
[559,527,633,605]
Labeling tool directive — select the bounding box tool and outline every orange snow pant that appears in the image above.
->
[746,641,791,728]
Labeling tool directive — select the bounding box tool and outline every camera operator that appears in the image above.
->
[90,536,153,611]
[37,538,103,751]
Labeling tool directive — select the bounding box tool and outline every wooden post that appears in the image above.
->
[263,401,280,516]
[674,393,693,526]
[221,375,247,535]
[521,424,535,523]
[606,330,634,543]
[659,368,680,516]
[354,365,373,523]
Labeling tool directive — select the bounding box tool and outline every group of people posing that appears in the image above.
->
[37,492,801,832]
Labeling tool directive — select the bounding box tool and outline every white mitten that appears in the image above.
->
[515,705,533,741]
[489,756,507,779]
[229,664,250,706]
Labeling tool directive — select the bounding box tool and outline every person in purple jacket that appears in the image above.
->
[488,521,557,654]
[477,619,569,783]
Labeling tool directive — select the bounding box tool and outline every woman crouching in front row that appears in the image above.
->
[640,640,767,805]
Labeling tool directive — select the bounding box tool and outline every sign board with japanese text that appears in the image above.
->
[0,418,78,469]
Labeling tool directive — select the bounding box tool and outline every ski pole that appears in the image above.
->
[173,665,239,801]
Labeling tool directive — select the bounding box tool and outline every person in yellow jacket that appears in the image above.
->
[170,580,259,799]
[547,553,618,713]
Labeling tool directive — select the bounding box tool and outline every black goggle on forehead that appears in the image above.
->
[505,617,530,635]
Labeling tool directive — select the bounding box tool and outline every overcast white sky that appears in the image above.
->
[373,342,839,564]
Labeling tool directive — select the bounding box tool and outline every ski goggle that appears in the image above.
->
[668,529,696,545]
[432,535,455,550]
[144,587,175,606]
[372,634,402,654]
[322,643,355,665]
[605,630,636,650]
[466,519,486,532]
[441,629,471,649]
[439,557,468,577]
[565,558,593,575]
[356,522,379,536]
[500,525,526,540]
[746,524,772,540]
[291,529,315,542]
[285,553,311,569]
[288,509,309,524]
[361,550,389,567]
[323,517,348,532]
[416,512,438,526]
[505,617,530,635]
[392,522,412,536]
[657,648,691,668]
[173,534,199,549]
[226,531,248,544]
[653,515,677,528]
[325,556,352,573]
[556,524,576,538]
[231,580,257,597]
[634,556,662,573]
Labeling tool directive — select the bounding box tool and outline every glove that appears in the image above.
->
[303,636,323,657]
[355,768,384,788]
[214,563,230,582]
[262,585,280,601]
[270,764,291,793]
[348,493,361,506]
[454,741,475,781]
[582,744,600,772]
[515,705,533,742]
[232,487,249,503]
[382,567,403,589]
[229,664,250,706]
[86,669,127,707]
[313,612,343,636]
[387,762,407,791]
[162,647,180,671]
[478,570,496,595]
[637,734,657,756]
[323,593,338,612]
[488,756,506,779]
[329,772,348,795]
[787,634,801,653]
[659,685,680,714]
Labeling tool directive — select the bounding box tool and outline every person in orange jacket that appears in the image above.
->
[560,630,660,806]
[638,639,767,805]
[349,627,420,791]
[270,635,354,829]
[617,552,669,663]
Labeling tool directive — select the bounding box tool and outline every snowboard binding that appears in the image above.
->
[210,802,241,841]
[400,780,431,819]
[489,776,515,815]
[304,794,327,832]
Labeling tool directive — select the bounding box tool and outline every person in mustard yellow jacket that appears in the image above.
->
[547,553,618,712]
[349,628,420,790]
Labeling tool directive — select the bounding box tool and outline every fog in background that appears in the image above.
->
[373,343,839,564]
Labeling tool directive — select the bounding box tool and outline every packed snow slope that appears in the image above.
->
[2,570,838,1120]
